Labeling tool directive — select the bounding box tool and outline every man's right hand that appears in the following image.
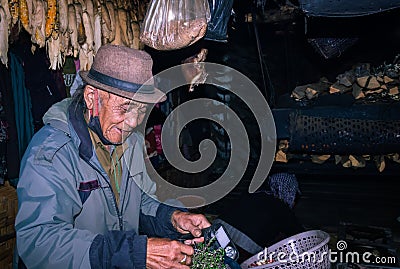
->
[146,238,194,268]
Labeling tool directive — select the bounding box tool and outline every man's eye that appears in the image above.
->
[118,106,128,113]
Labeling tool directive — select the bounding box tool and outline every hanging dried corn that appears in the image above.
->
[44,0,56,38]
[74,2,86,45]
[58,0,68,34]
[47,34,62,69]
[19,0,30,33]
[31,0,45,48]
[82,10,93,54]
[100,3,110,43]
[8,0,18,25]
[117,8,128,46]
[0,0,12,27]
[93,7,101,53]
[67,3,78,57]
[104,0,114,41]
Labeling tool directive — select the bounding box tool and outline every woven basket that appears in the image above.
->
[241,230,331,269]
[0,181,18,269]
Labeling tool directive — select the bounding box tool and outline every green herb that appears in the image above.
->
[191,237,226,269]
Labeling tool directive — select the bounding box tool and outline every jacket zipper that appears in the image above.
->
[85,160,124,230]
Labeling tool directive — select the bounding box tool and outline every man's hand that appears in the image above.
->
[171,211,211,237]
[146,238,193,268]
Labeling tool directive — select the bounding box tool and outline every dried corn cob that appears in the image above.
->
[19,0,30,33]
[0,0,12,31]
[8,0,19,25]
[58,0,68,34]
[44,0,56,38]
[31,0,45,47]
[74,2,86,45]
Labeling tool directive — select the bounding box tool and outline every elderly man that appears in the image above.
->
[15,45,210,269]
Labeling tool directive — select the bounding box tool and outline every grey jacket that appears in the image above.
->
[15,99,181,269]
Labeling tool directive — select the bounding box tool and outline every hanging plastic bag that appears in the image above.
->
[140,0,211,50]
[204,0,234,42]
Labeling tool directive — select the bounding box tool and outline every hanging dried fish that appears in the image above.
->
[44,0,56,38]
[0,6,9,67]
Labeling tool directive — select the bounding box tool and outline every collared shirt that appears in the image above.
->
[88,128,125,205]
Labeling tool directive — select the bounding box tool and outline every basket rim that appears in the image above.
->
[240,230,330,268]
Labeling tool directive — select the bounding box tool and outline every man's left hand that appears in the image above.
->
[171,211,211,238]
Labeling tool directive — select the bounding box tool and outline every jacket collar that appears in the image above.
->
[68,101,94,162]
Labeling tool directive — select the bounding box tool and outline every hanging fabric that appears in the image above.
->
[9,52,34,160]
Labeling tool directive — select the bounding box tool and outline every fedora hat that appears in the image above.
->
[80,44,166,103]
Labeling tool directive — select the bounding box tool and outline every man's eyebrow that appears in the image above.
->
[121,101,147,108]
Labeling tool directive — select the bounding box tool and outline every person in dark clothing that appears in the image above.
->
[218,173,304,261]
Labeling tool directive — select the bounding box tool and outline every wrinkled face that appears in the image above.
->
[84,86,148,144]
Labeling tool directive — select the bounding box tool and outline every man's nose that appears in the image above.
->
[124,114,139,128]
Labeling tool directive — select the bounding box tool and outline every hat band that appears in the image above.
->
[88,69,155,94]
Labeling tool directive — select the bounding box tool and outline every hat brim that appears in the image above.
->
[80,71,167,103]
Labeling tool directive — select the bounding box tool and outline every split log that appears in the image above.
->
[334,155,342,165]
[291,85,307,100]
[389,86,399,95]
[356,76,380,89]
[364,88,383,95]
[305,87,318,100]
[384,75,394,84]
[311,155,330,164]
[330,82,351,94]
[366,76,381,89]
[352,83,365,99]
[275,150,288,163]
[374,155,385,172]
[337,71,355,87]
[348,155,366,168]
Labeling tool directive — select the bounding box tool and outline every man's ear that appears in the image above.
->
[83,85,97,110]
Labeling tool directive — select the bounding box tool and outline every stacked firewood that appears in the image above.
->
[282,57,400,172]
[291,57,400,102]
[0,0,149,69]
[275,140,400,172]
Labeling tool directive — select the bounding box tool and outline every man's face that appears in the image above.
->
[96,90,148,144]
